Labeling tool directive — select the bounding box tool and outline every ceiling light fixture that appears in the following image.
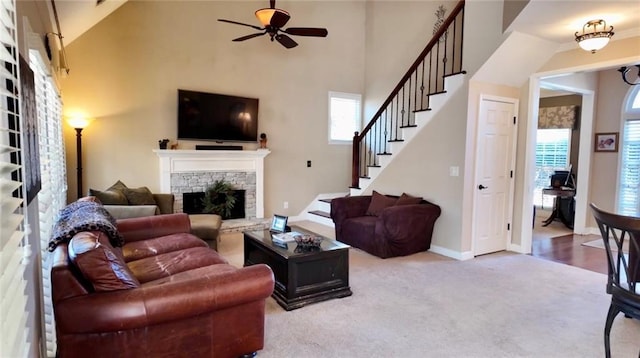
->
[255,8,289,27]
[618,65,640,86]
[575,19,614,54]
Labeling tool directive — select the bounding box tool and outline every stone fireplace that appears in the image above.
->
[154,149,270,219]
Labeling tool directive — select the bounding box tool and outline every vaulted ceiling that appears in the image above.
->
[57,0,640,50]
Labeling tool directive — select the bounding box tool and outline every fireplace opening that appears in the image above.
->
[183,190,246,220]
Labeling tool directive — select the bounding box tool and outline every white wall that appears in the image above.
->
[61,1,366,217]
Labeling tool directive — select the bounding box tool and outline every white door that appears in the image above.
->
[473,97,518,256]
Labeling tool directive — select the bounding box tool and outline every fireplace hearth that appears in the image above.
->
[183,190,246,220]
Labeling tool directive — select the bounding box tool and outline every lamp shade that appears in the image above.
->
[577,37,610,53]
[66,115,93,129]
[255,8,289,27]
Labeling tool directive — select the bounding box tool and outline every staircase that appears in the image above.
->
[305,0,466,227]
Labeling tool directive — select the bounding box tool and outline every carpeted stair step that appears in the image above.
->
[309,210,331,218]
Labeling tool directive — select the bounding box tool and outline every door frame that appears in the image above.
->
[472,94,519,256]
[517,76,596,254]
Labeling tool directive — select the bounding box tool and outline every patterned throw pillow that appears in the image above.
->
[123,187,157,206]
[366,190,398,216]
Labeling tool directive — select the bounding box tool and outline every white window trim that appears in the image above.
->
[616,85,640,215]
[328,91,362,145]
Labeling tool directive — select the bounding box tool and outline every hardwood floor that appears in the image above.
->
[530,210,607,275]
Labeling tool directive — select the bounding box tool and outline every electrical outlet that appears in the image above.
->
[284,201,289,209]
[449,166,459,177]
[307,160,311,167]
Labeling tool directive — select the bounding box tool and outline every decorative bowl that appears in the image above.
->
[294,234,323,248]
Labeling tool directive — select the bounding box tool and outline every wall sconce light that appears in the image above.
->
[618,65,640,86]
[575,19,614,54]
[66,115,94,199]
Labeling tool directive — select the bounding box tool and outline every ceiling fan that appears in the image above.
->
[218,0,328,49]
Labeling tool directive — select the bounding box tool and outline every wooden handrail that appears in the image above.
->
[351,0,465,188]
[357,0,465,138]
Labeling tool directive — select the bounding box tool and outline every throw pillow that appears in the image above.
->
[366,190,397,216]
[88,188,128,205]
[68,231,140,292]
[107,180,128,192]
[396,193,423,206]
[123,187,157,206]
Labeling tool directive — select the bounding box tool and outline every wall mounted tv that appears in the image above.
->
[177,89,259,142]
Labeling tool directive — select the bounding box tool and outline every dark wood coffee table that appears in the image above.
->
[243,227,351,311]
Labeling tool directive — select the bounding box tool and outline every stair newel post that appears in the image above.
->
[352,131,360,188]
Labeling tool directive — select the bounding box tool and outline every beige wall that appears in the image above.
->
[61,1,365,216]
[590,68,631,215]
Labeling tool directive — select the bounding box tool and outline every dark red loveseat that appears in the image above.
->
[330,192,441,258]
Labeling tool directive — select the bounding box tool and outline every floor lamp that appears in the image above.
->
[66,116,92,199]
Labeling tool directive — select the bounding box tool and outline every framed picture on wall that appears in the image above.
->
[594,132,619,152]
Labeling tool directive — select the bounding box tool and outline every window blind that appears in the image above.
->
[618,119,640,216]
[31,51,65,357]
[534,128,570,207]
[0,0,29,356]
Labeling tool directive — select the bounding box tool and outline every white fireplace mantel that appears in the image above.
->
[154,149,270,218]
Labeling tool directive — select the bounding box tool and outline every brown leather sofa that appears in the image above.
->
[330,192,441,258]
[51,211,274,358]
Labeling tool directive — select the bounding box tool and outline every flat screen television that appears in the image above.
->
[177,89,259,142]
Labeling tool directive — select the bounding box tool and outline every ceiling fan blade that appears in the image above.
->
[233,32,267,42]
[275,34,298,49]
[270,10,290,28]
[218,19,263,31]
[283,27,328,37]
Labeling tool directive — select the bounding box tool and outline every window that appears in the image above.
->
[534,128,571,207]
[328,91,361,144]
[617,86,640,216]
[0,0,29,356]
[31,49,66,357]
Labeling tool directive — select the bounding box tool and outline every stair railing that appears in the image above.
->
[351,0,465,188]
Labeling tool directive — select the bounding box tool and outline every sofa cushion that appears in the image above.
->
[68,231,140,292]
[122,233,208,262]
[366,191,397,216]
[396,193,423,206]
[123,186,157,205]
[127,246,228,283]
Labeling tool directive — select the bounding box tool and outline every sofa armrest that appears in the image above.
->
[330,196,372,225]
[104,205,158,220]
[153,193,175,214]
[54,264,275,334]
[117,213,191,242]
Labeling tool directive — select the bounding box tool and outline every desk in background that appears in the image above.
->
[542,187,576,229]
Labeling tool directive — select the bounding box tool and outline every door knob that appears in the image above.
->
[478,185,488,190]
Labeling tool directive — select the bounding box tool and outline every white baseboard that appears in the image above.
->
[429,245,473,261]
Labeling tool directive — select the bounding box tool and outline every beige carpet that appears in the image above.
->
[219,222,640,358]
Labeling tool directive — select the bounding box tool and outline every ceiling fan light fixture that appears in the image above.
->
[575,19,614,54]
[255,8,288,27]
